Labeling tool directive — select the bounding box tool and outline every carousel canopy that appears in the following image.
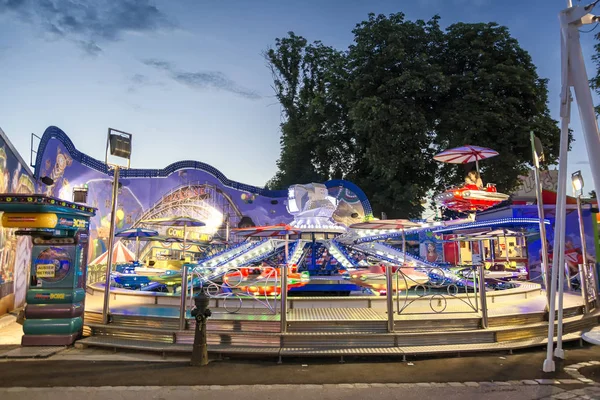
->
[89,241,135,265]
[233,223,299,237]
[349,219,422,230]
[433,145,499,164]
[115,228,158,238]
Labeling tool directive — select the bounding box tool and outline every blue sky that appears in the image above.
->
[0,0,597,193]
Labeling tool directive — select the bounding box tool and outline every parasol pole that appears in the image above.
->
[281,232,289,333]
[136,236,140,261]
[183,224,187,260]
[504,231,509,263]
[475,158,480,177]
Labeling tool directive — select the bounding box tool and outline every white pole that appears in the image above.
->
[552,3,600,362]
[531,131,551,304]
[576,195,590,314]
[102,165,120,325]
[564,4,600,204]
[543,26,571,372]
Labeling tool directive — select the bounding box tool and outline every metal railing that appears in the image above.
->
[394,265,482,316]
[583,262,599,312]
[186,265,280,315]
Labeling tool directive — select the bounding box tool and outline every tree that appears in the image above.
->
[264,33,352,189]
[265,15,561,219]
[434,23,561,194]
[345,14,446,218]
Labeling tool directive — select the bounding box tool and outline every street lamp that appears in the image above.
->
[102,128,133,325]
[571,170,591,315]
[572,171,584,195]
[530,132,550,305]
[73,185,89,204]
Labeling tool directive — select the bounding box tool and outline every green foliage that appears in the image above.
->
[435,22,561,193]
[264,33,351,189]
[266,14,560,219]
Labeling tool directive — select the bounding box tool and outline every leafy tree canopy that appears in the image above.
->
[265,13,560,218]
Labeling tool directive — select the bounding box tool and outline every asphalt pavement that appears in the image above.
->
[0,342,599,387]
[0,384,581,400]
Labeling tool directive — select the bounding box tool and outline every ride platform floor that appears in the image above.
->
[84,291,586,322]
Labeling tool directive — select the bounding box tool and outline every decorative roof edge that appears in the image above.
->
[33,126,373,215]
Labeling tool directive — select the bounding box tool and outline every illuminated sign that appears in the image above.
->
[57,217,88,229]
[36,264,56,278]
[2,213,58,228]
[166,227,211,242]
[33,293,65,300]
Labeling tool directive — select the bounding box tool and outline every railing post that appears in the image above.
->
[478,265,488,329]
[179,264,189,330]
[578,264,589,314]
[588,262,599,309]
[280,264,288,333]
[386,265,394,332]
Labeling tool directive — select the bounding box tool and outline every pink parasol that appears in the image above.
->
[349,219,421,230]
[434,145,499,176]
[89,241,135,265]
[233,223,299,260]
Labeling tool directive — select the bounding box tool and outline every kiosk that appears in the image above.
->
[0,194,96,346]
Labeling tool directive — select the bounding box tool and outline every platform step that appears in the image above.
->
[111,314,181,330]
[488,312,545,328]
[201,319,280,333]
[76,337,280,355]
[495,313,599,342]
[87,324,175,343]
[77,337,188,352]
[177,332,281,347]
[394,317,482,332]
[278,331,585,357]
[287,320,387,333]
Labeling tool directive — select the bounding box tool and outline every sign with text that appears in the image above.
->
[36,264,56,278]
[512,169,558,198]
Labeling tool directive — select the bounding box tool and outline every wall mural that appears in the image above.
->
[0,131,36,314]
[34,127,371,266]
[517,207,598,282]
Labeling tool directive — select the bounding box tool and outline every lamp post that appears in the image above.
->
[530,132,551,307]
[572,171,590,314]
[102,128,133,325]
[544,0,600,372]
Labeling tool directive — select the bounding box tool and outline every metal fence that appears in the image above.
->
[394,265,482,315]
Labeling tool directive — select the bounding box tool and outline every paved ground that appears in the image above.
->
[0,342,599,387]
[1,344,600,399]
[0,384,591,400]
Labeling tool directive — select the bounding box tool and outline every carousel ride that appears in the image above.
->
[93,163,529,305]
[433,146,510,212]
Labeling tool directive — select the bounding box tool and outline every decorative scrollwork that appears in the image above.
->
[189,266,279,314]
[585,263,598,305]
[396,266,480,315]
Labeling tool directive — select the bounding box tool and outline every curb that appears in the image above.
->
[563,360,600,384]
[0,378,597,392]
[0,315,16,330]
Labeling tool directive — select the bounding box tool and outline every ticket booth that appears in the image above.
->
[0,194,96,346]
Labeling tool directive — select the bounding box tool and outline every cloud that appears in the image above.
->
[142,58,262,100]
[0,0,174,55]
[127,73,166,93]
